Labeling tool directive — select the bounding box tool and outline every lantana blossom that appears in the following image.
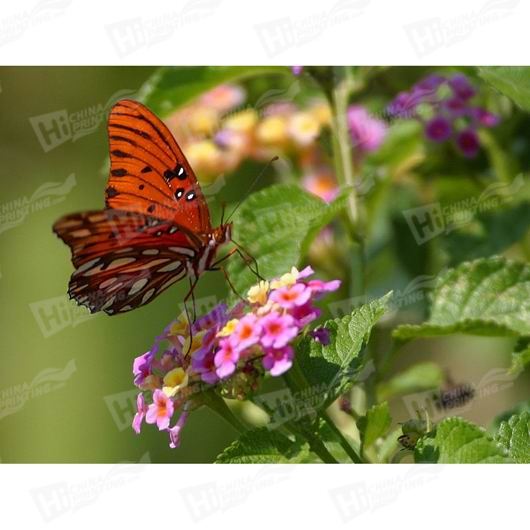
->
[131,266,340,448]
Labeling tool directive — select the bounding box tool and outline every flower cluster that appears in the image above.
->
[131,266,340,448]
[387,73,500,158]
[165,83,332,182]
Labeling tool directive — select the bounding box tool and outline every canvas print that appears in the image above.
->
[1,66,529,464]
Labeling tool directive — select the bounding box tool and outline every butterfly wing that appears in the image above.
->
[106,98,212,233]
[53,210,202,315]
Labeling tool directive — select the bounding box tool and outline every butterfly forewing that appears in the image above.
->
[106,99,212,234]
[53,210,200,314]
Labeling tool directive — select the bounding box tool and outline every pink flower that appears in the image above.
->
[132,393,148,434]
[270,283,311,309]
[168,410,189,449]
[263,346,294,376]
[214,338,241,379]
[307,278,341,295]
[347,105,387,154]
[146,389,174,430]
[260,312,298,349]
[231,314,262,350]
[291,302,321,327]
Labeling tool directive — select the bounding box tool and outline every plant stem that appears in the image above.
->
[203,390,248,435]
[321,411,363,463]
[285,421,339,464]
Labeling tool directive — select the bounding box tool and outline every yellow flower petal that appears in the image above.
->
[247,280,269,305]
[217,318,240,337]
[270,268,299,289]
[224,109,258,133]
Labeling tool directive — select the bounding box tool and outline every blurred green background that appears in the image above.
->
[0,67,528,463]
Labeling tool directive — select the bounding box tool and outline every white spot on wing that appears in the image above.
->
[129,278,148,295]
[142,288,155,304]
[77,258,100,274]
[158,261,183,273]
[169,246,195,257]
[107,257,136,270]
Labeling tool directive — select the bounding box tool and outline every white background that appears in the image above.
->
[1,0,528,527]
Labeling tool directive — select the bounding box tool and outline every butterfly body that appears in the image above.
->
[54,99,233,315]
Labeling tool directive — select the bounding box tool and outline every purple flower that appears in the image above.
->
[260,312,298,349]
[310,327,331,346]
[472,108,500,128]
[146,389,174,431]
[387,91,418,118]
[425,116,452,142]
[214,338,241,379]
[132,393,148,434]
[416,74,445,91]
[456,129,480,158]
[133,348,156,387]
[192,348,219,385]
[291,66,304,76]
[347,105,387,154]
[168,410,189,449]
[449,74,476,101]
[262,346,294,376]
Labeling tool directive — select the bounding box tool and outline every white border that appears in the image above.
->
[0,0,528,65]
[1,464,527,528]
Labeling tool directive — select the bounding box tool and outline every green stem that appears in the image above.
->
[203,390,247,435]
[285,421,339,464]
[321,411,363,463]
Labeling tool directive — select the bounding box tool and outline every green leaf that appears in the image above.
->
[479,66,530,112]
[296,293,391,408]
[214,427,303,464]
[226,184,349,296]
[358,402,392,449]
[492,400,530,430]
[495,411,530,463]
[139,66,288,116]
[393,257,530,344]
[443,200,530,266]
[509,345,530,375]
[377,362,444,401]
[415,417,512,463]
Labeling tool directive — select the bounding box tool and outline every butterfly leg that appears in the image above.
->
[218,265,247,303]
[231,239,265,281]
[182,276,199,355]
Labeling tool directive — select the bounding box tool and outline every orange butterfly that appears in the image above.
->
[54,99,238,315]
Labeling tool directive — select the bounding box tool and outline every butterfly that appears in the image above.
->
[53,99,237,316]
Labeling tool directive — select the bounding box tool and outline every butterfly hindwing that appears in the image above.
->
[53,210,200,314]
[106,99,212,234]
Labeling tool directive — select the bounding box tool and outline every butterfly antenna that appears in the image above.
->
[225,156,279,223]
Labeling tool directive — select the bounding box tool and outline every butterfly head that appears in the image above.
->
[210,222,233,247]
